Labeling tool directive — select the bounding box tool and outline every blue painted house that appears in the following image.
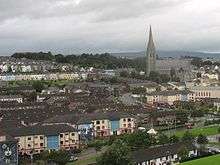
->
[110,120,120,135]
[46,135,59,150]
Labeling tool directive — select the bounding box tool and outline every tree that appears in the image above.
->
[120,71,129,77]
[218,127,220,133]
[178,146,189,162]
[191,57,202,67]
[32,81,44,93]
[169,135,179,143]
[197,134,208,145]
[158,133,169,145]
[131,87,146,95]
[148,71,160,83]
[122,131,155,148]
[182,131,194,142]
[97,140,132,165]
[160,74,170,83]
[47,150,70,165]
[94,140,104,153]
[7,66,12,73]
[196,72,202,78]
[170,67,176,81]
[26,92,37,102]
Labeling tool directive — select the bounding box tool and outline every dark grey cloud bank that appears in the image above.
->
[0,0,220,55]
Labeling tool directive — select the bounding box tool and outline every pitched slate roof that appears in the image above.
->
[4,124,77,137]
[43,112,134,125]
[147,90,193,96]
[132,142,196,163]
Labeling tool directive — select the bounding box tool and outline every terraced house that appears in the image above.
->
[86,112,136,137]
[146,90,194,105]
[42,112,136,139]
[5,124,79,155]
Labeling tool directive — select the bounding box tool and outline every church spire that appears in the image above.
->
[147,25,155,52]
[146,25,157,76]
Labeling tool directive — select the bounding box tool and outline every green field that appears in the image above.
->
[181,154,220,165]
[174,125,220,137]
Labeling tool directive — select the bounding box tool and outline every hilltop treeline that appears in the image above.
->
[12,52,137,69]
[12,52,54,61]
[191,57,220,67]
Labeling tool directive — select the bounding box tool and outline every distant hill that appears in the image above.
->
[111,50,220,59]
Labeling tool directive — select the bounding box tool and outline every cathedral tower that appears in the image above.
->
[146,26,157,76]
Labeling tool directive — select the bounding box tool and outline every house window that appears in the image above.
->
[28,144,31,147]
[40,136,44,140]
[123,119,126,122]
[128,118,131,122]
[60,141,63,145]
[102,126,105,129]
[96,126,100,130]
[60,134,63,138]
[65,133,69,136]
[123,124,126,127]
[102,120,105,124]
[27,137,32,141]
[96,121,100,124]
[71,133,75,136]
[40,143,43,147]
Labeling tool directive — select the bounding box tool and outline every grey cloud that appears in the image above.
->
[0,0,189,22]
[0,0,220,55]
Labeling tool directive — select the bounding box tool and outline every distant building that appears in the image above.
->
[146,90,194,105]
[214,99,220,110]
[146,26,157,76]
[0,95,23,103]
[189,85,220,100]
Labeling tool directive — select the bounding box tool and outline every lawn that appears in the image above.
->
[174,125,220,137]
[181,154,220,165]
[67,155,97,165]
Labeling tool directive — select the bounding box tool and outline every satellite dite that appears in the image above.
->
[0,131,18,165]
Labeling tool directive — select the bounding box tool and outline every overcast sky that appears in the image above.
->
[0,0,220,55]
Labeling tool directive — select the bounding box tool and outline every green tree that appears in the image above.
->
[26,92,37,102]
[182,131,194,142]
[158,133,169,145]
[131,87,146,94]
[170,67,176,81]
[120,71,129,77]
[7,66,12,73]
[47,150,70,165]
[169,135,179,143]
[178,146,189,162]
[32,81,44,93]
[197,134,208,145]
[148,71,160,83]
[122,131,154,148]
[191,57,202,67]
[97,140,132,165]
[160,74,170,83]
[94,140,104,153]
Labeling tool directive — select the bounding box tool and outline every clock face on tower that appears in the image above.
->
[0,142,18,165]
